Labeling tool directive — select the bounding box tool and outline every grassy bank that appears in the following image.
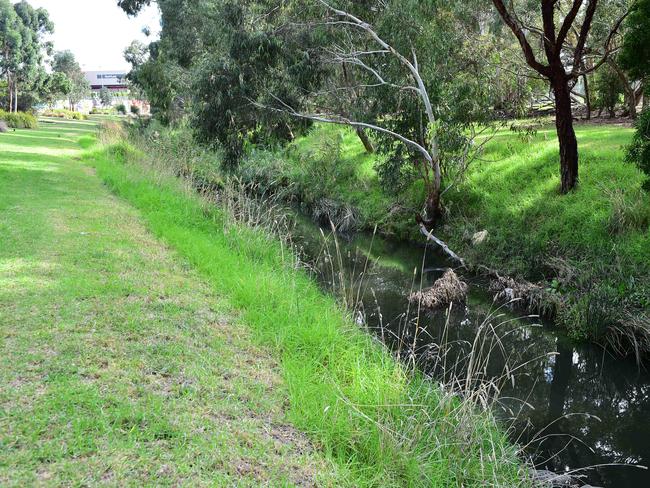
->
[0,118,344,486]
[224,120,649,353]
[84,121,528,486]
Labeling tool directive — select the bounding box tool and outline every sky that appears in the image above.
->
[18,0,161,72]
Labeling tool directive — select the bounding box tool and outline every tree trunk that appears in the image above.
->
[8,75,12,112]
[552,77,579,193]
[424,158,443,221]
[610,60,637,119]
[424,188,442,223]
[582,73,591,120]
[14,82,17,113]
[355,127,374,153]
[625,87,637,120]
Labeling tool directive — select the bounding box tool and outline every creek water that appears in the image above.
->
[291,215,650,487]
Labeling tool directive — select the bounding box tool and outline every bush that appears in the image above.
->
[130,105,140,115]
[627,108,650,191]
[297,131,357,204]
[42,109,87,120]
[90,107,116,115]
[0,110,38,129]
[116,104,127,115]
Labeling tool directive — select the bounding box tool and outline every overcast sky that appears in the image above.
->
[19,0,160,72]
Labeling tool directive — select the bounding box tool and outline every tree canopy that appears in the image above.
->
[0,0,53,111]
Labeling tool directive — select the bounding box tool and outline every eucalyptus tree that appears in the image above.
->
[619,0,650,103]
[0,0,21,111]
[12,1,53,112]
[491,0,629,193]
[41,71,71,107]
[52,50,90,110]
[258,0,499,221]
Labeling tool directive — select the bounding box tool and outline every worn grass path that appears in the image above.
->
[0,119,342,486]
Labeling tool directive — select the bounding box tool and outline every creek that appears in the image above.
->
[291,213,650,488]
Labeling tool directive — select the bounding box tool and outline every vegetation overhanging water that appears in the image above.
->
[288,211,650,488]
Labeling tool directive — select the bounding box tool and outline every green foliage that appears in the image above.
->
[0,0,53,111]
[442,122,649,342]
[41,71,72,106]
[190,2,321,168]
[619,0,650,80]
[116,103,127,115]
[42,108,87,120]
[0,109,37,128]
[130,104,140,115]
[626,108,650,191]
[52,50,90,109]
[98,86,112,106]
[90,123,526,487]
[593,64,625,117]
[0,118,347,486]
[90,107,116,115]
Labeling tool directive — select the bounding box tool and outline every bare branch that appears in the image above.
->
[556,0,583,50]
[491,0,552,76]
[251,97,433,163]
[571,0,599,74]
[570,9,629,78]
[317,0,436,128]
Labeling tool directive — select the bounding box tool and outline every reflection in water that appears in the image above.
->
[292,218,650,487]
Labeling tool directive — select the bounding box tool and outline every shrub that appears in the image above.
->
[130,105,140,115]
[297,131,357,204]
[116,103,127,115]
[0,120,7,133]
[42,109,87,120]
[0,110,38,129]
[627,108,650,191]
[90,107,116,115]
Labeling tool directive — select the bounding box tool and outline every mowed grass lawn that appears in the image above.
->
[0,118,342,486]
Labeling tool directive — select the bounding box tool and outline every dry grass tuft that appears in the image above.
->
[489,275,560,318]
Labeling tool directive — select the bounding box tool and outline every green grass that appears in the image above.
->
[260,120,649,343]
[0,117,527,486]
[0,118,345,486]
[87,123,526,485]
[443,122,649,340]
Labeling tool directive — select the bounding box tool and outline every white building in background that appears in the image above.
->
[84,71,129,91]
[74,70,150,115]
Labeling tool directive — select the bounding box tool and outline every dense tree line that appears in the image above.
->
[119,0,648,221]
[0,0,90,113]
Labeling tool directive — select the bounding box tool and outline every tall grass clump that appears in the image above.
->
[85,121,531,487]
[0,110,38,128]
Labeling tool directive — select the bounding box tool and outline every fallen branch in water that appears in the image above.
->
[418,224,465,267]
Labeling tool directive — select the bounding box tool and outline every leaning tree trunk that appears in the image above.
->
[355,127,374,153]
[552,77,579,193]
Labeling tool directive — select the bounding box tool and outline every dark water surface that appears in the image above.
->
[292,216,650,487]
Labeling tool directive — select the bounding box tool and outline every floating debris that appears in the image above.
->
[408,269,468,309]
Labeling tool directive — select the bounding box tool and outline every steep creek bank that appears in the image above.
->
[290,212,650,488]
